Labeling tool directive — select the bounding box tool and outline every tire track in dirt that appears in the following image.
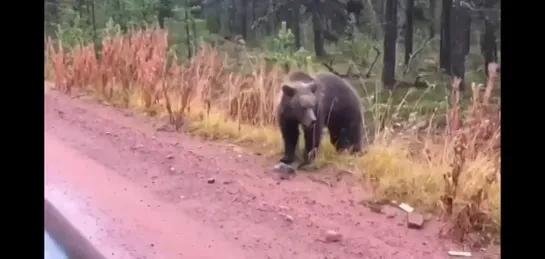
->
[45,89,491,259]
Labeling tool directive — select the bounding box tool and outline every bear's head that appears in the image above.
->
[281,80,319,128]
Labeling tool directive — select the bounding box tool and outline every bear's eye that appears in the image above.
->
[299,95,315,108]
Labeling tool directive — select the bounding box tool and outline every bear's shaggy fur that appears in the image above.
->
[277,71,365,166]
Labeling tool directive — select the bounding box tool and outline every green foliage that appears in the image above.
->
[271,22,295,55]
[264,22,313,71]
[102,18,123,38]
[125,0,159,26]
[338,14,377,67]
[103,0,160,29]
[55,13,94,47]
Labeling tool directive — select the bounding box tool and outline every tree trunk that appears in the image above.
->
[312,0,326,57]
[404,0,414,65]
[449,0,470,91]
[382,0,398,89]
[481,0,498,77]
[464,14,471,56]
[184,1,193,59]
[252,0,257,22]
[229,0,237,33]
[45,0,60,35]
[266,0,276,35]
[439,0,452,73]
[45,0,59,24]
[241,0,248,39]
[74,0,85,18]
[429,0,437,37]
[363,0,381,39]
[114,0,127,32]
[158,14,166,29]
[90,0,97,41]
[191,14,198,52]
[85,1,92,27]
[251,0,257,40]
[220,0,229,35]
[158,0,173,29]
[291,1,302,49]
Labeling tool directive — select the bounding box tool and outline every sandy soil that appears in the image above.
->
[44,89,498,259]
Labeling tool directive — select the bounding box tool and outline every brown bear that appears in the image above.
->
[277,71,365,167]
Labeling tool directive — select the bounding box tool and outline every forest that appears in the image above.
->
[44,0,501,246]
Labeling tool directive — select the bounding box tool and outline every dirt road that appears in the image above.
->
[45,89,490,259]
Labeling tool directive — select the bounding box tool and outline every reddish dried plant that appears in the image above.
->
[46,28,286,129]
[441,63,501,246]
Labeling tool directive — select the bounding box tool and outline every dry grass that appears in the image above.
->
[46,28,500,246]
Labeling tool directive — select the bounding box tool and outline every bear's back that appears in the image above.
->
[286,71,314,83]
[314,72,361,106]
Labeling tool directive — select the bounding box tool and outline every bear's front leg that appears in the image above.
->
[300,123,322,167]
[279,119,299,164]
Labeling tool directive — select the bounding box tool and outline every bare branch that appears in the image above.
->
[321,57,345,77]
[403,36,436,75]
[366,46,381,78]
[321,46,381,79]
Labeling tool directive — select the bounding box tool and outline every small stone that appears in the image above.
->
[278,173,294,180]
[56,110,65,118]
[398,203,414,213]
[385,209,397,219]
[407,211,425,229]
[447,251,472,257]
[156,123,176,132]
[368,203,383,214]
[257,202,269,211]
[305,199,316,205]
[324,230,342,243]
[283,214,294,222]
[207,178,216,184]
[274,163,296,175]
[131,144,144,150]
[167,154,174,159]
[169,166,176,172]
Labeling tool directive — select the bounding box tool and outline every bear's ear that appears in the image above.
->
[282,84,296,97]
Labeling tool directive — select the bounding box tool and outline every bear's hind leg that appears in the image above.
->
[329,125,361,153]
[345,121,364,154]
[279,119,299,164]
[328,124,350,152]
[326,120,341,149]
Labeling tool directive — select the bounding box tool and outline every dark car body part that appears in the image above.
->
[45,231,69,259]
[44,199,107,259]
